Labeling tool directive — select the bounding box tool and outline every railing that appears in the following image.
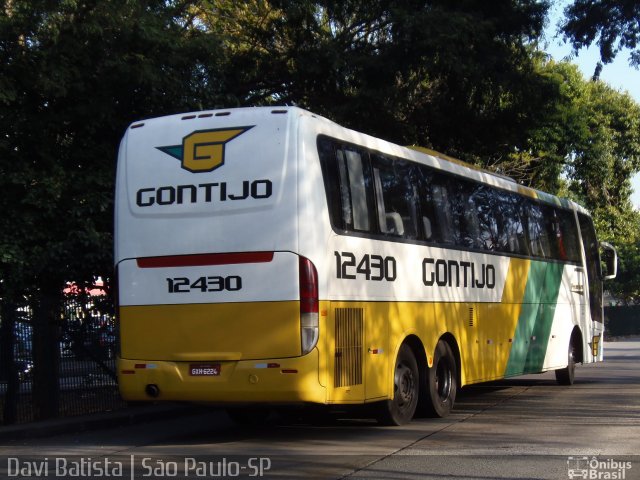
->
[1,294,126,425]
[604,306,640,337]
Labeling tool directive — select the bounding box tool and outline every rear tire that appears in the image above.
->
[555,339,577,385]
[376,344,419,426]
[422,340,457,418]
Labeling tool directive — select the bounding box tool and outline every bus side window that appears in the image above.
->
[337,149,371,231]
[317,137,374,233]
[472,185,498,251]
[578,213,603,323]
[525,201,552,258]
[431,183,454,244]
[557,209,581,262]
[373,168,400,235]
[415,166,446,243]
[545,207,564,260]
[423,216,433,240]
[371,154,419,239]
[449,180,482,249]
[463,196,482,249]
[505,193,528,255]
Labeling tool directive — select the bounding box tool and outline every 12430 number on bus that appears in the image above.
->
[334,252,396,281]
[166,276,242,293]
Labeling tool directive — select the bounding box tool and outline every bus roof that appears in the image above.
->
[125,105,588,215]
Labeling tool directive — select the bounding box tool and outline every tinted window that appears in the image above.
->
[318,135,581,264]
[556,209,581,262]
[318,137,374,233]
[371,154,420,239]
[494,190,528,255]
[524,201,552,258]
[579,213,603,323]
[415,167,455,244]
[448,180,483,249]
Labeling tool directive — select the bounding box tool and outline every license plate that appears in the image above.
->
[189,364,221,376]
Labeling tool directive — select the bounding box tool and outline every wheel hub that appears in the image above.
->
[395,364,415,406]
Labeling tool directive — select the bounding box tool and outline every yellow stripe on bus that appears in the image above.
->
[120,258,534,405]
[119,301,302,361]
[517,185,538,199]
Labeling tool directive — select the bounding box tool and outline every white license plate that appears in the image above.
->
[189,364,220,376]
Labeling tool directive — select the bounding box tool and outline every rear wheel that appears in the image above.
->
[421,340,457,418]
[376,344,419,425]
[555,339,578,385]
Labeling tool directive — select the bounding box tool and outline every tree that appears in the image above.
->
[607,226,640,305]
[561,0,640,78]
[507,58,640,302]
[193,1,640,302]
[0,0,229,421]
[565,79,640,241]
[1,0,639,421]
[202,1,557,160]
[513,60,640,239]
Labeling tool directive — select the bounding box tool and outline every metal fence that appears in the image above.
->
[604,306,640,337]
[1,291,126,425]
[2,295,636,425]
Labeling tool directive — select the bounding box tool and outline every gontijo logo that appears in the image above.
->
[136,126,272,208]
[156,126,254,173]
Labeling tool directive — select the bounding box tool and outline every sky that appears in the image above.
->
[543,1,640,208]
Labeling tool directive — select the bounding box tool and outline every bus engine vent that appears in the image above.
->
[334,308,364,388]
[468,307,475,327]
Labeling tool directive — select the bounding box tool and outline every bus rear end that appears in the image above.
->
[115,108,325,405]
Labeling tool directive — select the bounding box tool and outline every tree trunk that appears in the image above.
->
[0,299,19,425]
[31,287,61,421]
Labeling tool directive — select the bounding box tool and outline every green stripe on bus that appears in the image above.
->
[535,190,560,207]
[505,261,564,376]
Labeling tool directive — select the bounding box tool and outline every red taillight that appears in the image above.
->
[114,264,121,358]
[299,256,319,355]
[299,256,318,314]
[137,251,274,268]
[113,264,120,311]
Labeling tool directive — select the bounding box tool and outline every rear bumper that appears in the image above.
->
[118,348,326,404]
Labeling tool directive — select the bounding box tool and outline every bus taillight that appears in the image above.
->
[299,256,319,355]
[114,264,121,358]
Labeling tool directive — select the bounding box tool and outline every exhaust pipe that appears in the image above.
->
[145,384,160,398]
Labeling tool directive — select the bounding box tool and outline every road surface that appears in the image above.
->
[1,340,639,479]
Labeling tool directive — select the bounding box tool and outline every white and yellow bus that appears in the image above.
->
[115,106,616,425]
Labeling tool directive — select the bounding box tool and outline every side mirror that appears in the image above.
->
[600,242,617,280]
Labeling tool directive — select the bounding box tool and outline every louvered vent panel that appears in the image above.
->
[469,307,475,327]
[334,308,363,388]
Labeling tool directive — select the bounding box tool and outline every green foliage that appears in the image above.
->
[206,0,553,158]
[512,60,640,241]
[0,0,228,296]
[1,0,640,304]
[561,0,640,73]
[566,80,640,241]
[608,229,640,304]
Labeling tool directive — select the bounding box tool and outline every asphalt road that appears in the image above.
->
[1,340,639,480]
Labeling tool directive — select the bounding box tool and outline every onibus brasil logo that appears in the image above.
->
[567,456,632,479]
[156,126,254,173]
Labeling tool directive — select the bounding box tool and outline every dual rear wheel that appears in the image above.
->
[421,340,458,418]
[377,340,457,425]
[227,339,459,427]
[227,335,578,427]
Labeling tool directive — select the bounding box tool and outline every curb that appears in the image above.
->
[0,403,204,442]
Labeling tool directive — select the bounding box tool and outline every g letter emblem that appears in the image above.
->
[157,126,253,173]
